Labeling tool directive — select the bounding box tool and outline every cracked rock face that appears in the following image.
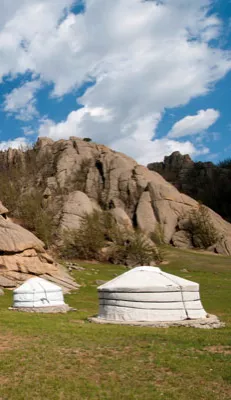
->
[0,211,78,292]
[1,137,231,256]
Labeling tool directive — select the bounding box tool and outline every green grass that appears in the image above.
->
[0,246,231,400]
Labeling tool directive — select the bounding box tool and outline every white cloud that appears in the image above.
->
[168,109,220,138]
[4,79,41,121]
[0,0,230,161]
[111,136,209,165]
[0,137,29,150]
[39,108,209,164]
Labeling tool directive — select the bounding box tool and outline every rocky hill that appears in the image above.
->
[0,138,231,258]
[148,152,231,223]
[0,201,78,292]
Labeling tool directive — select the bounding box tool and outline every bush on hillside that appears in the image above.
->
[106,229,162,266]
[217,158,231,169]
[186,204,221,249]
[61,211,106,260]
[175,160,231,223]
[61,211,162,265]
[16,191,56,247]
[0,146,57,246]
[150,223,165,245]
[0,181,56,247]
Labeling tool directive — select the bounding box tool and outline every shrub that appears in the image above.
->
[61,211,163,265]
[61,211,105,260]
[16,191,56,247]
[33,209,55,248]
[102,226,163,266]
[150,223,165,245]
[186,204,221,249]
[124,230,162,265]
[217,158,231,169]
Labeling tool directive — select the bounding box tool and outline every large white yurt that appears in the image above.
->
[96,267,207,323]
[12,277,69,312]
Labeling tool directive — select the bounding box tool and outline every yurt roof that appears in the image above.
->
[98,266,199,293]
[0,201,9,215]
[14,277,63,294]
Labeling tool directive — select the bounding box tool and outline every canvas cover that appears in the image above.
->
[13,277,65,308]
[97,267,207,322]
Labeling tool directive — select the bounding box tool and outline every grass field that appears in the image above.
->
[0,246,231,400]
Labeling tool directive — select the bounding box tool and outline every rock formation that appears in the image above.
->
[1,138,231,256]
[0,202,78,292]
[148,152,231,223]
[147,151,194,190]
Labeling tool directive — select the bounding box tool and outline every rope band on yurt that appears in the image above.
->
[38,281,50,306]
[159,271,189,319]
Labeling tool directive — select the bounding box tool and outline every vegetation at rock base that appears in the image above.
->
[185,204,222,249]
[61,211,162,265]
[61,212,106,260]
[0,246,231,400]
[150,223,165,245]
[105,228,162,265]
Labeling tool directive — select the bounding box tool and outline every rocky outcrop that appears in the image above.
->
[148,152,231,224]
[109,208,132,229]
[1,138,231,256]
[171,230,193,249]
[0,208,78,292]
[148,151,194,190]
[136,191,157,234]
[0,216,44,253]
[61,190,95,231]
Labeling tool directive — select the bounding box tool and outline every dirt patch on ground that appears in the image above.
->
[0,376,9,385]
[203,346,231,355]
[69,319,85,324]
[0,333,36,353]
[0,334,24,352]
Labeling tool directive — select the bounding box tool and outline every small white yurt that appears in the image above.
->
[95,267,207,323]
[12,277,69,312]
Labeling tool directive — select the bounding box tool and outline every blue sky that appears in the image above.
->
[0,0,231,165]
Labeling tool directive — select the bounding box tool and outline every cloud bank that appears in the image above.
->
[0,0,230,163]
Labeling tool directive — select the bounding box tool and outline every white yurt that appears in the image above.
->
[12,277,69,312]
[95,267,208,323]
